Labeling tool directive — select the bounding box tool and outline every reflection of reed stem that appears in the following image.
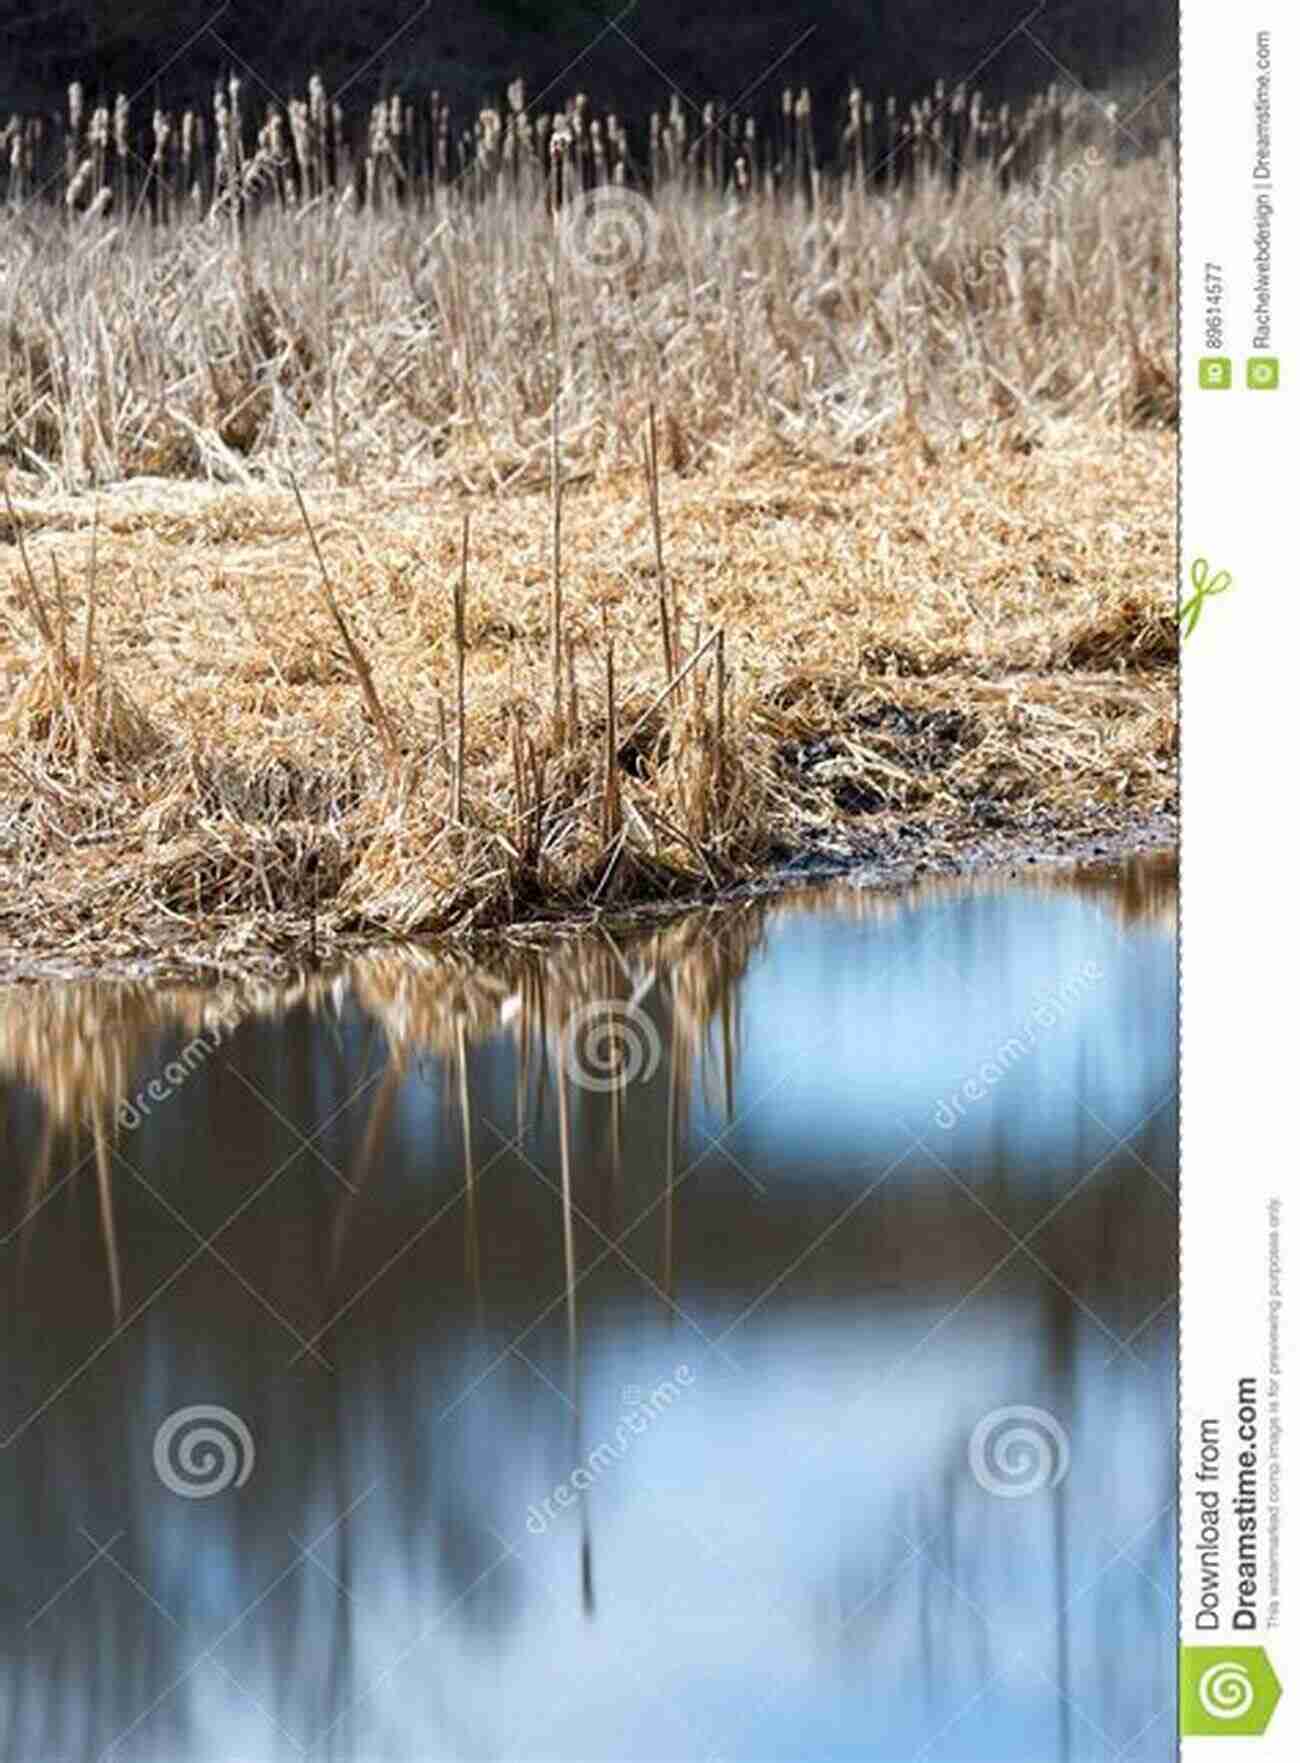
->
[456,1017,482,1327]
[16,1113,55,1291]
[663,1018,677,1307]
[608,993,623,1232]
[92,1109,122,1321]
[556,1053,594,1615]
[557,1055,578,1377]
[329,1062,398,1283]
[721,986,736,1123]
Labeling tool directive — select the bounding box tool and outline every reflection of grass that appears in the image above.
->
[0,78,1174,972]
[0,857,1172,1146]
[0,854,1173,1325]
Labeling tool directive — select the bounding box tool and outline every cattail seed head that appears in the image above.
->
[65,156,93,207]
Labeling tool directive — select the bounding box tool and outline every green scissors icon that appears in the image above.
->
[1180,557,1233,638]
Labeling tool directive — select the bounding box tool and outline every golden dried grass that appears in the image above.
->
[0,79,1175,974]
[0,418,1174,973]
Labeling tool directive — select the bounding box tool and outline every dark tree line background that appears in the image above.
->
[2,3,1176,138]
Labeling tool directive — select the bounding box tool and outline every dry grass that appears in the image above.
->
[0,77,1175,974]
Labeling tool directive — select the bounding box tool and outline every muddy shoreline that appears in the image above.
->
[0,808,1177,987]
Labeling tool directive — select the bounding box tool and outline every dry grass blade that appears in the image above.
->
[453,512,468,827]
[643,405,674,693]
[547,283,565,747]
[3,475,56,653]
[289,472,400,768]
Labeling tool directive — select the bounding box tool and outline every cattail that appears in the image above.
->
[228,75,243,158]
[65,81,83,193]
[148,107,171,220]
[287,97,309,196]
[795,86,813,197]
[64,156,94,209]
[213,85,230,168]
[309,73,327,191]
[179,108,195,205]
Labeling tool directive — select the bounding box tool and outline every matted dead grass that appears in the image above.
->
[0,414,1174,974]
[0,79,1175,974]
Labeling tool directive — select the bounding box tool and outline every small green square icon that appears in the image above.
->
[1199,357,1232,389]
[1180,1646,1283,1736]
[1247,356,1279,388]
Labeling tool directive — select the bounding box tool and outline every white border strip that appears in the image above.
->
[1182,0,1295,1748]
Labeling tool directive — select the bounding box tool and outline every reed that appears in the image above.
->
[0,73,1175,974]
[0,74,1174,486]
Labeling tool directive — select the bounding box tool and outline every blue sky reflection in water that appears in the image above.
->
[0,856,1176,1763]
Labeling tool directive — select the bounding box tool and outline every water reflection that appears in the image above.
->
[0,857,1176,1762]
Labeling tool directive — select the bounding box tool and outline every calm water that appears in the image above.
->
[0,857,1177,1763]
